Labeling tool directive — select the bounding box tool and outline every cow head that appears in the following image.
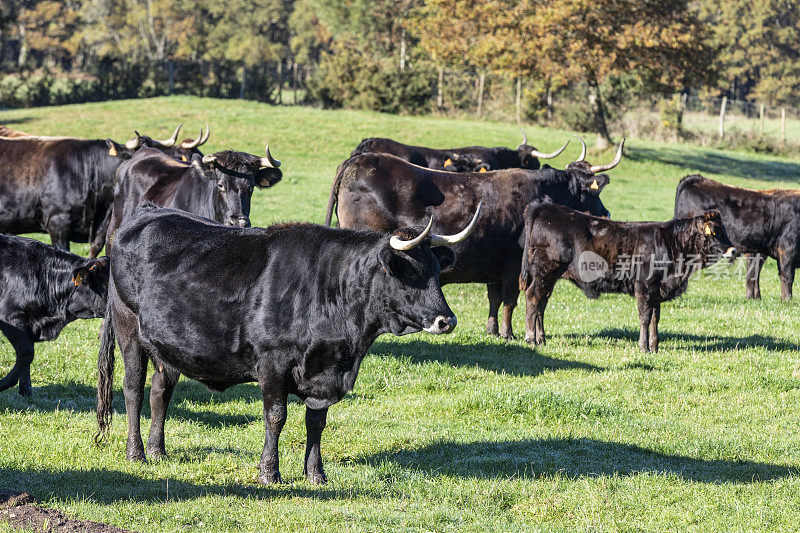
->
[195,144,283,227]
[124,124,211,162]
[517,130,569,170]
[67,257,110,320]
[446,153,489,173]
[563,136,625,218]
[692,211,737,263]
[377,204,482,336]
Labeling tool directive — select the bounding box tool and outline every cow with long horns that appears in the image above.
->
[325,139,624,339]
[351,130,569,172]
[95,202,479,484]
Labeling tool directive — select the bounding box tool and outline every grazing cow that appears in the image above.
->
[0,235,108,396]
[325,142,622,339]
[352,131,569,172]
[674,174,800,301]
[95,203,479,484]
[106,144,283,248]
[519,203,736,352]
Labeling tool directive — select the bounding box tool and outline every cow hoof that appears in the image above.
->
[525,336,544,346]
[500,332,517,341]
[146,446,167,458]
[306,472,327,485]
[18,387,32,397]
[258,471,283,485]
[485,325,499,336]
[126,453,147,463]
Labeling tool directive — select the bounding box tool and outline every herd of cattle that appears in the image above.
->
[0,123,795,484]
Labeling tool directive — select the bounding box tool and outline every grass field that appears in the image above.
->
[3,95,800,531]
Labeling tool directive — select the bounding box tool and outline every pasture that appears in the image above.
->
[2,95,800,531]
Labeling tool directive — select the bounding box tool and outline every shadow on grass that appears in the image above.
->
[370,339,603,377]
[0,117,31,126]
[1,380,262,428]
[628,146,800,182]
[359,437,797,484]
[567,327,798,352]
[0,466,348,505]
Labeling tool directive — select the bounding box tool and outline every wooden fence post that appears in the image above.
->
[293,62,298,105]
[718,96,727,139]
[760,103,765,135]
[277,62,283,104]
[515,77,521,124]
[437,67,443,109]
[477,72,485,118]
[781,108,786,144]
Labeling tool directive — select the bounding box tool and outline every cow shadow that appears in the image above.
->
[1,380,262,428]
[0,466,353,506]
[0,117,31,126]
[566,327,798,352]
[370,339,604,377]
[627,146,800,183]
[357,437,797,484]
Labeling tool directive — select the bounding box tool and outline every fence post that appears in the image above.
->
[477,72,485,118]
[277,62,283,104]
[515,77,521,124]
[437,67,443,109]
[718,96,727,139]
[781,108,786,144]
[760,103,765,135]
[293,62,298,105]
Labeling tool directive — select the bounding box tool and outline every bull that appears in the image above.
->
[325,140,623,339]
[0,235,108,396]
[95,203,479,484]
[519,203,736,352]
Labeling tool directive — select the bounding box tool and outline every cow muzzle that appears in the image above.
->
[423,315,457,335]
[228,216,250,228]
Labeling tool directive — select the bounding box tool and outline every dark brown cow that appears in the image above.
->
[520,203,736,352]
[674,174,800,300]
[325,142,623,338]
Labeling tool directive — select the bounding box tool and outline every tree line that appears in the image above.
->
[1,0,798,143]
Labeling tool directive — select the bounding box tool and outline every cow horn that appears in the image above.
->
[573,135,586,162]
[430,203,482,247]
[158,123,182,147]
[259,144,281,168]
[589,138,625,174]
[181,129,204,149]
[198,124,211,146]
[201,154,217,164]
[125,131,142,150]
[530,140,569,160]
[520,129,528,146]
[389,217,434,251]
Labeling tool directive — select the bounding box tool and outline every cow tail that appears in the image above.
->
[95,296,116,444]
[325,158,350,226]
[519,201,545,292]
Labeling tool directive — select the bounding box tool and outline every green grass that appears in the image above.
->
[3,95,800,531]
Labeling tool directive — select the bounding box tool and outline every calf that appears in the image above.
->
[674,174,800,300]
[95,203,479,484]
[0,235,108,396]
[519,203,736,352]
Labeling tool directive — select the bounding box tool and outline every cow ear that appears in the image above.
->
[432,247,455,271]
[71,257,110,288]
[105,139,121,158]
[378,248,398,277]
[586,174,609,193]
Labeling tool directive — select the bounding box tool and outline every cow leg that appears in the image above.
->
[648,303,661,353]
[778,250,795,301]
[485,283,502,336]
[636,290,654,352]
[303,406,329,484]
[122,349,148,462]
[499,280,519,340]
[744,253,764,300]
[257,385,287,484]
[146,366,180,457]
[47,215,72,252]
[523,273,559,346]
[89,209,112,259]
[0,323,34,396]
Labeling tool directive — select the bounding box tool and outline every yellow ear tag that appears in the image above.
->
[590,179,599,190]
[704,224,712,235]
[108,146,117,156]
[479,167,487,173]
[443,158,452,167]
[182,155,188,161]
[72,273,82,286]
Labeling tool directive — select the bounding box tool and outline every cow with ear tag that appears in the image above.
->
[106,143,282,249]
[95,203,480,485]
[0,235,109,396]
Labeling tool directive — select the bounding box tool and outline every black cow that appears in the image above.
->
[352,130,569,172]
[674,174,800,301]
[95,203,479,484]
[519,203,736,352]
[106,144,283,248]
[0,235,109,396]
[325,143,623,339]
